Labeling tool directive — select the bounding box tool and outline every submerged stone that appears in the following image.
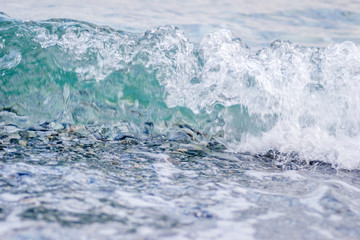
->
[167,131,191,143]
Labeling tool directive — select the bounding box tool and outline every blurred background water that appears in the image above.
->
[2,0,360,47]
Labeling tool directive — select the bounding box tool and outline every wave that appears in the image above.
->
[1,16,360,169]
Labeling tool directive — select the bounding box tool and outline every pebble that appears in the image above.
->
[133,163,141,168]
[175,148,188,153]
[167,130,191,143]
[179,144,203,151]
[49,122,65,131]
[8,134,20,140]
[39,136,49,144]
[28,131,37,138]
[18,140,27,147]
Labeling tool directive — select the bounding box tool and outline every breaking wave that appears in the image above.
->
[1,15,360,169]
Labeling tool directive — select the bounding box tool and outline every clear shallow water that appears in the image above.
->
[1,0,360,239]
[1,125,360,240]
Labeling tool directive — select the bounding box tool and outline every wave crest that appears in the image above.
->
[1,18,360,169]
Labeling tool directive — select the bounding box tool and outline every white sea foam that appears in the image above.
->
[4,19,360,169]
[162,30,360,169]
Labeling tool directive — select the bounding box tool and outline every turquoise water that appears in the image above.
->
[1,1,360,239]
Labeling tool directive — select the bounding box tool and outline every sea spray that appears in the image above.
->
[1,16,360,169]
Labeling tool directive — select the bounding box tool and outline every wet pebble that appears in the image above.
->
[39,136,49,144]
[28,131,37,138]
[168,130,191,143]
[206,138,226,151]
[19,140,27,147]
[48,122,65,131]
[8,134,20,140]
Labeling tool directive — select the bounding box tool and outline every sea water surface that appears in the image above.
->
[1,1,360,239]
